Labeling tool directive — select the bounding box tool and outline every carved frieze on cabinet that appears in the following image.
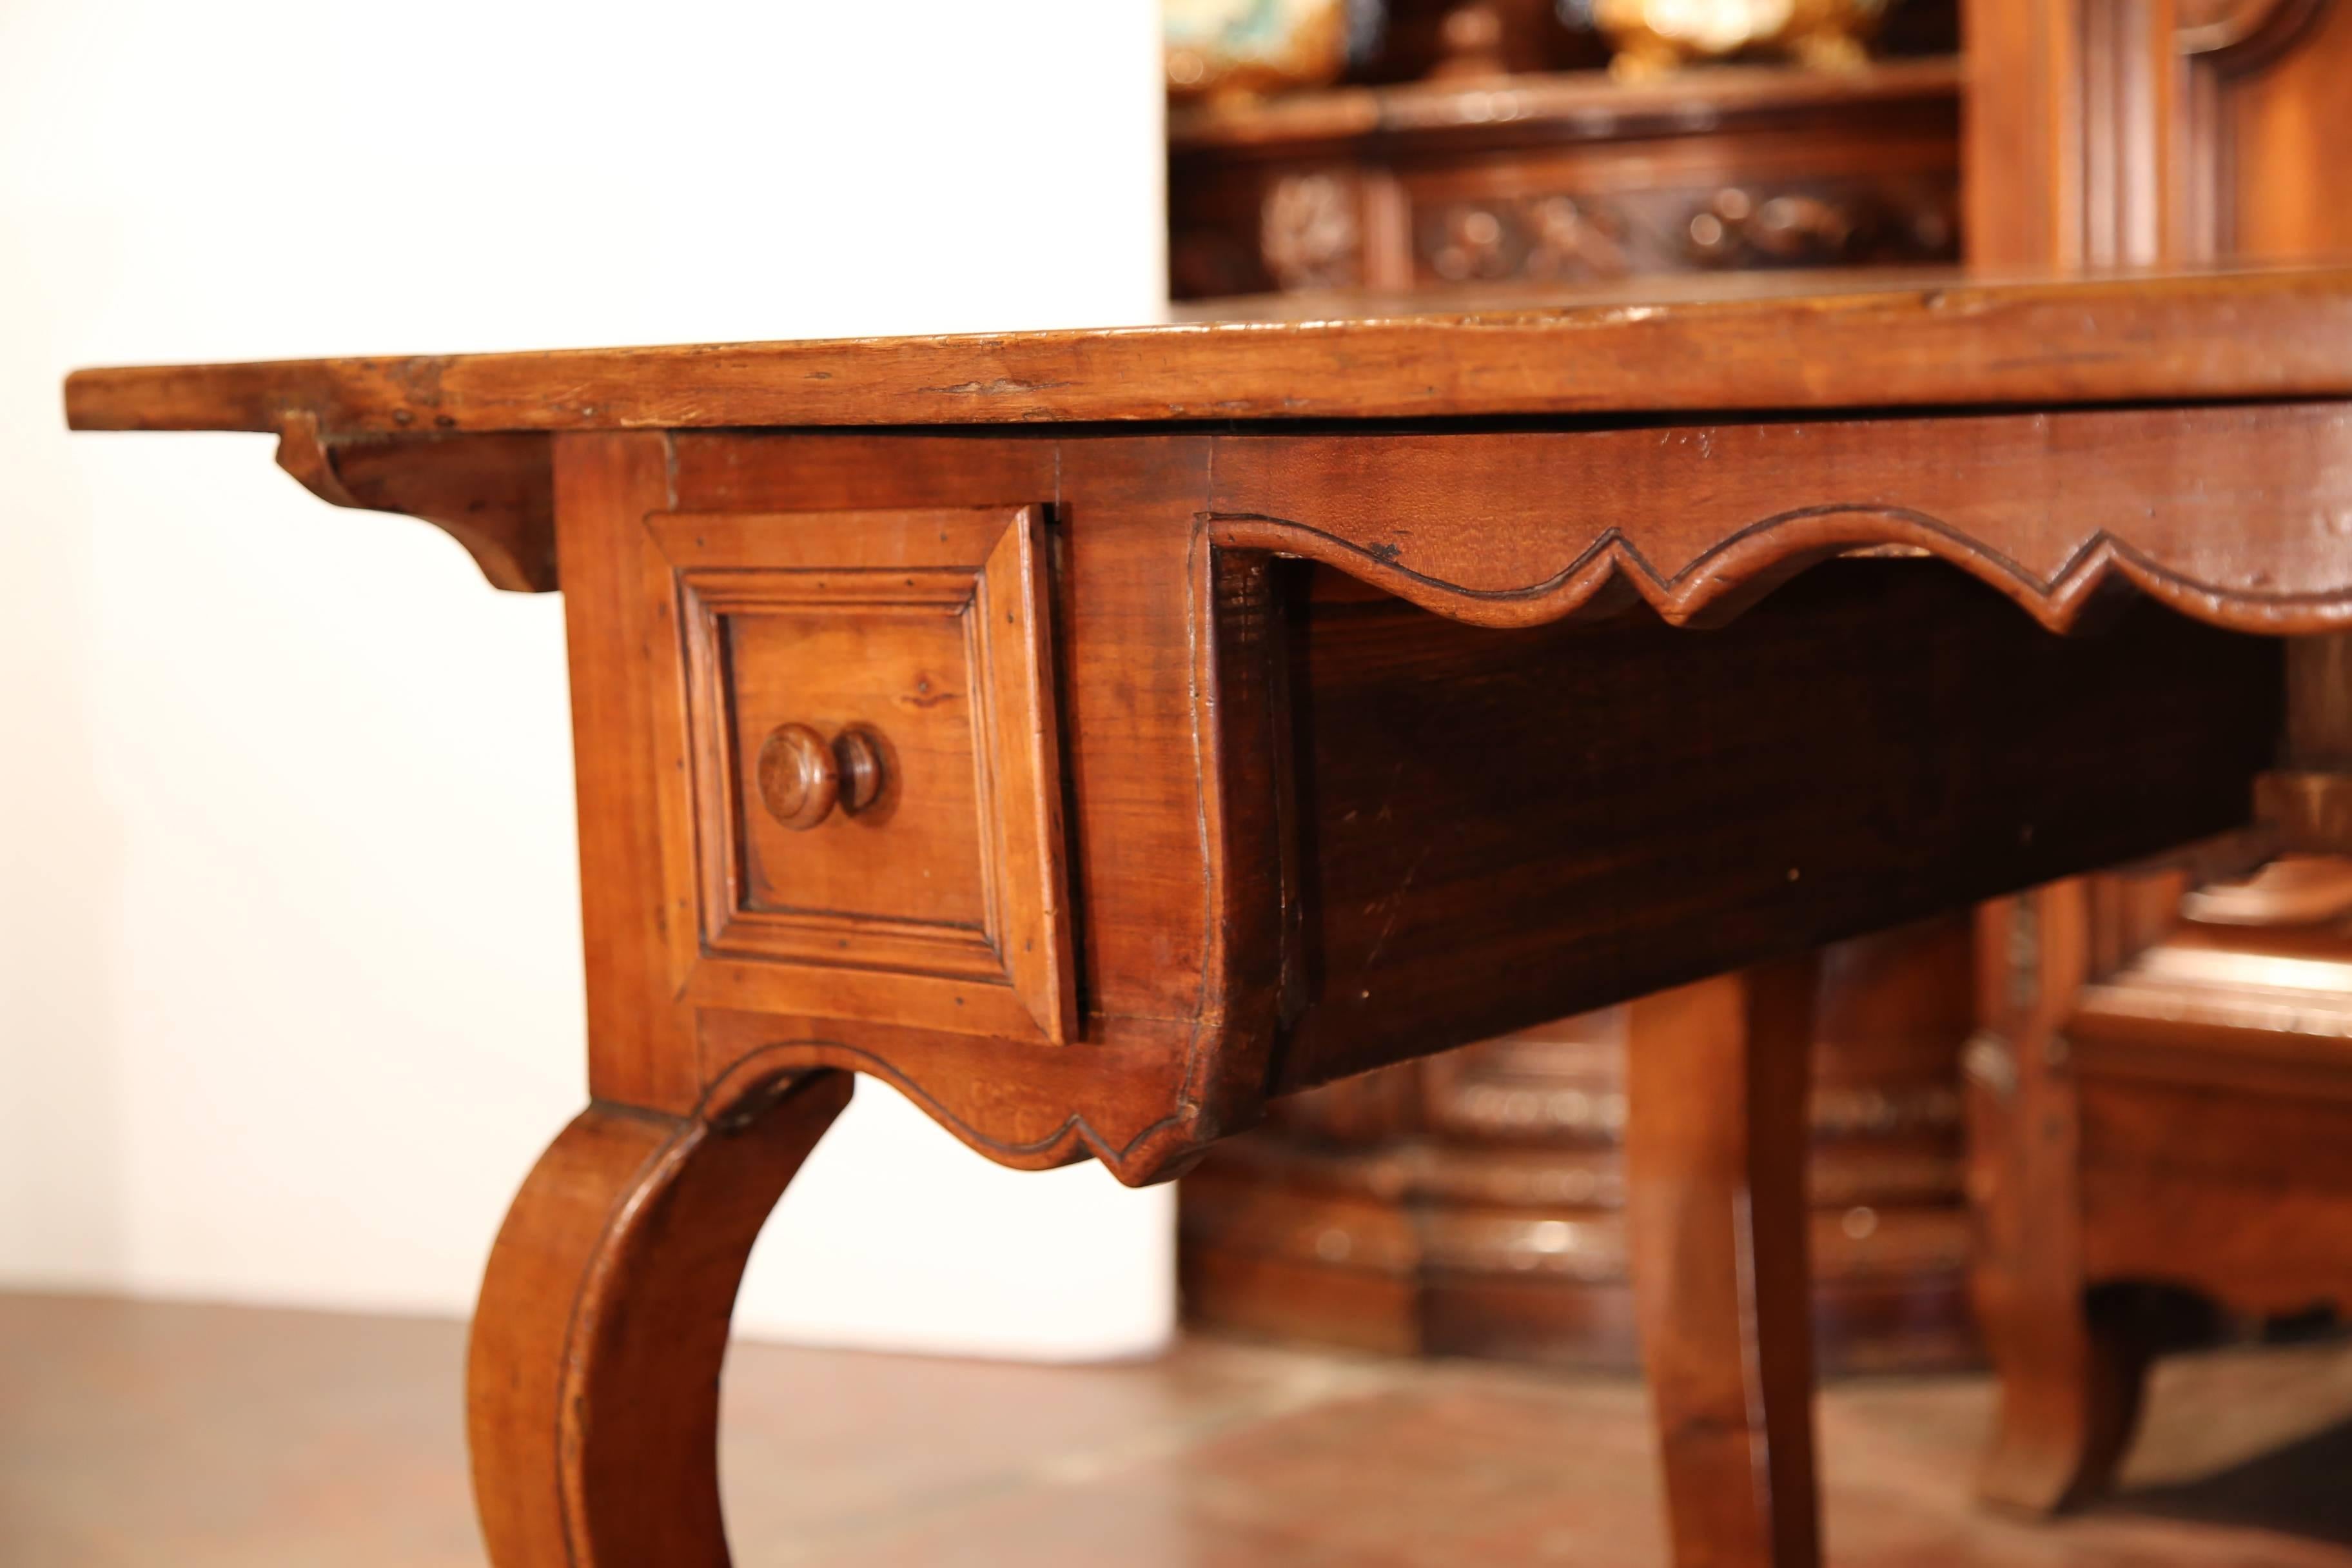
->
[1414,177,1955,284]
[1170,59,1961,297]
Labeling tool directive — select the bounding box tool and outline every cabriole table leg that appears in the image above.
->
[466,1068,854,1567]
[1968,884,2152,1515]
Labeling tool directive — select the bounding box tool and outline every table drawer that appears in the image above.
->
[643,504,1076,1044]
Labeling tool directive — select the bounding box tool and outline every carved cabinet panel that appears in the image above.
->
[1169,59,1962,298]
[1411,175,1957,285]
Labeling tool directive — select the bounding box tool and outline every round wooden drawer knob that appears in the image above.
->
[756,724,884,830]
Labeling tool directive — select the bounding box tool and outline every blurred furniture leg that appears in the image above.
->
[1179,917,1979,1375]
[1966,879,2153,1513]
[467,1070,853,1568]
[1968,848,2352,1516]
[1628,955,1823,1568]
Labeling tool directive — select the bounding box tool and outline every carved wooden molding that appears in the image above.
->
[1208,504,2348,635]
[694,1012,1222,1185]
[1202,408,2352,636]
[273,412,555,591]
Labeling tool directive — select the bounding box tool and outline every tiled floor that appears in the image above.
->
[3,1292,2349,1566]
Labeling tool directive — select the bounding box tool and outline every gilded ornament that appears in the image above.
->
[1586,0,1892,79]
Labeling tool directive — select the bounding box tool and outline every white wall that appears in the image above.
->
[0,1,1174,1359]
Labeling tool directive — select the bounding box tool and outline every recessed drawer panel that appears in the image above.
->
[643,505,1075,1044]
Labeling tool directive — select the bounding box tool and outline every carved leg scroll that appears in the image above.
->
[1975,1286,2153,1516]
[467,1070,854,1567]
[1627,956,1823,1568]
[1966,885,2149,1515]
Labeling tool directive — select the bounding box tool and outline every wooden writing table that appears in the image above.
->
[65,268,2352,1567]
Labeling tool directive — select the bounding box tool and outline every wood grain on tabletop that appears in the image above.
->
[61,266,2352,433]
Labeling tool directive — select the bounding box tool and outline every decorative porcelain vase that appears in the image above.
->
[1586,0,1892,79]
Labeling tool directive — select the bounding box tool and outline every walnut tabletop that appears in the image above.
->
[66,265,2352,1568]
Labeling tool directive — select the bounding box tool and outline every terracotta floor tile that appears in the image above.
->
[3,1291,2349,1567]
[0,1295,480,1568]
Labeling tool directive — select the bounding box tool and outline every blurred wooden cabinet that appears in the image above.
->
[1961,0,2352,1515]
[1169,60,1961,299]
[1968,858,2352,1512]
[1965,0,2352,270]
